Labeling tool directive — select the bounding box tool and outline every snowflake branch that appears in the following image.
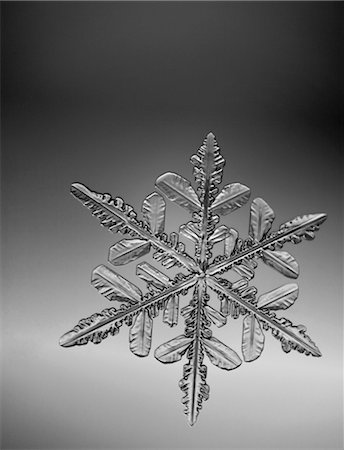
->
[60,275,197,348]
[207,277,321,357]
[208,213,327,276]
[179,279,210,425]
[190,133,224,270]
[71,183,200,273]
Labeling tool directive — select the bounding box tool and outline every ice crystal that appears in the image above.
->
[60,133,327,425]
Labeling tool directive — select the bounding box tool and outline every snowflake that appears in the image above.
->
[60,133,327,425]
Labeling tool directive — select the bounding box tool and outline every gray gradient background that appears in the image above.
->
[1,2,343,450]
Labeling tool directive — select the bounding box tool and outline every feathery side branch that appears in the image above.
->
[207,277,321,357]
[191,133,223,270]
[70,183,200,273]
[198,136,215,270]
[60,276,197,348]
[208,213,327,276]
[179,278,210,426]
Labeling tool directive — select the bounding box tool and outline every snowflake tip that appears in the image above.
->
[59,332,72,348]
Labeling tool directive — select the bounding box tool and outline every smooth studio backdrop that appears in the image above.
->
[1,3,343,450]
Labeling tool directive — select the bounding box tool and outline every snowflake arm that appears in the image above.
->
[70,183,199,273]
[59,268,197,348]
[208,209,327,277]
[207,277,322,357]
